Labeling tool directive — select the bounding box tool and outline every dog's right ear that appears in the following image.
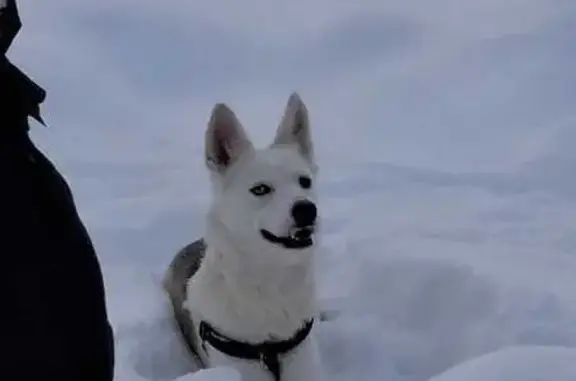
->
[205,103,254,173]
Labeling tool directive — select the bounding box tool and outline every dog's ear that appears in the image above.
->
[205,103,254,173]
[272,92,314,163]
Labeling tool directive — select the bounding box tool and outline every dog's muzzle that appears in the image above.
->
[261,225,315,249]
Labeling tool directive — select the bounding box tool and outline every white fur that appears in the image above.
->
[183,93,325,381]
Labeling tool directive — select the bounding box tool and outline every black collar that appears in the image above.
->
[199,319,314,381]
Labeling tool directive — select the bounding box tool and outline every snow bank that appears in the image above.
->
[173,368,241,381]
[429,346,576,381]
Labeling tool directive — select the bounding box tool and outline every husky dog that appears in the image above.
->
[163,93,325,381]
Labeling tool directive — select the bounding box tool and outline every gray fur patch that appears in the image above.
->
[164,239,207,366]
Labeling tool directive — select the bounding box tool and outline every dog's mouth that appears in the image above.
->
[261,226,315,249]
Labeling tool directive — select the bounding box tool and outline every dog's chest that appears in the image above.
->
[179,243,322,380]
[188,271,316,341]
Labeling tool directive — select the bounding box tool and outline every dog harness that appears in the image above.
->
[199,319,314,381]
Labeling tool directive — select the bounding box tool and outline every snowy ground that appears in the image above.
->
[13,0,576,380]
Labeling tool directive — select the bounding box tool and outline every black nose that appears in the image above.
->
[291,200,317,227]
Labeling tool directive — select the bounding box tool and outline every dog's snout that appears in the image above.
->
[291,200,317,227]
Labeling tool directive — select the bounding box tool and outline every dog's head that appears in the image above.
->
[204,93,319,264]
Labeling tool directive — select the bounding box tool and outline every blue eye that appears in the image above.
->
[250,183,273,196]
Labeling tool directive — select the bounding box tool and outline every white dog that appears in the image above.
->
[163,93,325,381]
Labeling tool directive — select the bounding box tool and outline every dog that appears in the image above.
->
[163,93,325,381]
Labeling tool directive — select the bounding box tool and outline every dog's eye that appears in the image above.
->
[298,176,312,189]
[250,183,273,196]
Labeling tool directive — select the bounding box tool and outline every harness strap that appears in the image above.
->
[199,319,314,381]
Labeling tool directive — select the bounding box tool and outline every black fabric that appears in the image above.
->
[0,57,47,126]
[0,132,115,381]
[199,319,314,381]
[1,1,115,379]
[0,0,21,54]
[0,0,47,127]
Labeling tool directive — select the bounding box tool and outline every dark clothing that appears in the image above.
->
[1,1,115,379]
[0,129,115,380]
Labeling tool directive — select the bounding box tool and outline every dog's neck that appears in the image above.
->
[185,222,318,343]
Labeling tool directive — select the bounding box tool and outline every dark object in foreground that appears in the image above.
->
[0,1,115,380]
[0,0,46,126]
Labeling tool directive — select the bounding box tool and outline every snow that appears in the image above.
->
[429,346,576,381]
[173,368,241,381]
[16,0,576,380]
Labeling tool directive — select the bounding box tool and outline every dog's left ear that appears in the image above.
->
[272,93,314,164]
